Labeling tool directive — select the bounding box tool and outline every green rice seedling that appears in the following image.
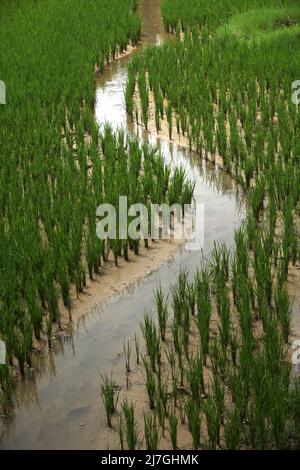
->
[187,281,196,316]
[171,316,180,355]
[234,228,249,277]
[251,178,266,222]
[224,407,241,450]
[247,399,268,450]
[155,285,168,341]
[135,333,140,366]
[144,412,160,450]
[210,242,230,285]
[186,352,204,406]
[58,264,72,318]
[171,368,179,408]
[157,377,168,417]
[121,400,139,450]
[229,332,239,367]
[100,373,119,428]
[142,356,156,410]
[247,357,269,449]
[156,397,166,437]
[263,315,286,375]
[46,315,52,350]
[246,213,256,251]
[123,339,131,374]
[216,283,231,348]
[253,234,273,308]
[182,301,191,356]
[235,278,254,348]
[185,397,194,432]
[274,285,291,343]
[118,415,125,451]
[185,397,201,449]
[212,374,225,424]
[168,409,178,450]
[227,367,248,422]
[171,284,183,325]
[140,312,160,372]
[166,102,173,140]
[196,269,212,364]
[204,395,221,450]
[210,338,227,380]
[267,379,289,449]
[178,399,186,425]
[166,344,176,382]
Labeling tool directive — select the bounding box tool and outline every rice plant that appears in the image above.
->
[168,409,178,450]
[123,339,132,374]
[121,400,139,450]
[274,285,292,343]
[140,312,161,373]
[204,396,221,449]
[185,397,201,449]
[142,356,156,410]
[155,285,169,341]
[100,373,119,428]
[224,407,241,450]
[186,352,204,406]
[135,333,140,366]
[144,412,160,450]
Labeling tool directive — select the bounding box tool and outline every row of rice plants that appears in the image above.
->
[103,0,300,450]
[104,229,299,447]
[0,0,192,413]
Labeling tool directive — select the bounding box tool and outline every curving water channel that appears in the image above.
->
[0,0,245,449]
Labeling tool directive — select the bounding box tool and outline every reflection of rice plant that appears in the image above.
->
[0,363,11,416]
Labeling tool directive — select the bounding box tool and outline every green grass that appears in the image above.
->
[216,7,300,39]
[161,0,296,31]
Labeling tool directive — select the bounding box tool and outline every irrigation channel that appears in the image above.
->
[0,0,245,449]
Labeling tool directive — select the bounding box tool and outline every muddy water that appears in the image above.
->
[0,0,244,449]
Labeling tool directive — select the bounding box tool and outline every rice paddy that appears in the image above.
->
[0,0,191,413]
[1,0,300,453]
[105,0,300,451]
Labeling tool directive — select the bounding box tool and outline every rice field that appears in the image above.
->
[0,0,191,414]
[1,0,300,452]
[110,0,300,450]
